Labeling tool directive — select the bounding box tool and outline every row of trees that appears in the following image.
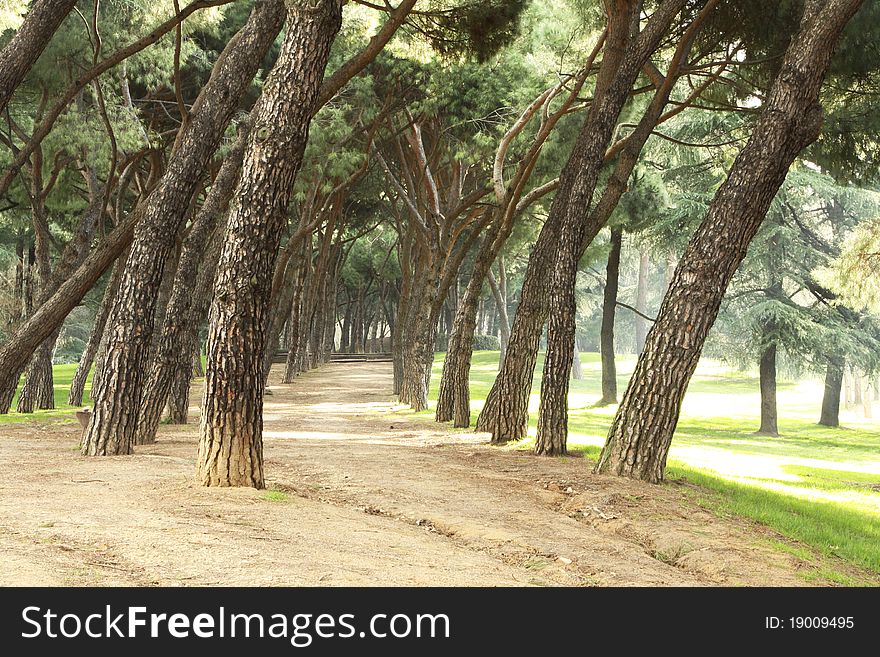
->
[0,0,877,488]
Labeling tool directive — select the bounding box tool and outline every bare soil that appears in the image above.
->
[0,362,868,586]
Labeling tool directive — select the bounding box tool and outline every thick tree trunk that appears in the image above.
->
[596,0,863,483]
[596,227,622,407]
[82,1,286,457]
[757,343,778,436]
[819,356,844,427]
[635,249,649,354]
[133,127,246,445]
[477,0,687,443]
[536,223,619,454]
[0,0,78,114]
[197,0,342,488]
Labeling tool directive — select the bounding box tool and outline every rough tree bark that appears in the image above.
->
[0,0,79,114]
[477,0,692,443]
[196,0,343,488]
[133,126,247,445]
[81,0,286,457]
[596,0,865,483]
[535,0,717,455]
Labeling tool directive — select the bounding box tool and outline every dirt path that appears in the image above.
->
[0,362,866,586]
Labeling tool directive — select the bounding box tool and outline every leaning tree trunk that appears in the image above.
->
[197,0,343,488]
[477,0,687,443]
[0,0,79,114]
[757,342,779,436]
[596,227,622,407]
[435,278,482,426]
[819,356,844,427]
[68,251,128,406]
[436,220,508,426]
[133,125,247,446]
[473,226,561,440]
[596,0,864,483]
[82,1,286,457]
[534,0,713,454]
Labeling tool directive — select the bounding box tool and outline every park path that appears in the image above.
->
[0,362,862,586]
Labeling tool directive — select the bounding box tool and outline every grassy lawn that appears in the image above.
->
[426,351,880,580]
[0,363,94,425]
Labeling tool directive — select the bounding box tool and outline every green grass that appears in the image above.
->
[423,350,880,579]
[263,490,290,503]
[666,466,880,577]
[0,363,94,424]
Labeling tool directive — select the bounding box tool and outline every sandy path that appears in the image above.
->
[0,362,867,586]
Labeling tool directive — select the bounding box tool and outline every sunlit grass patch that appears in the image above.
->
[425,350,880,576]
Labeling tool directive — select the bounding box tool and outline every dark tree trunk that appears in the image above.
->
[166,364,191,424]
[596,0,863,483]
[197,0,343,488]
[82,1,286,457]
[192,350,204,378]
[819,356,844,427]
[476,0,687,444]
[758,342,778,436]
[596,227,622,407]
[0,0,78,114]
[133,128,246,445]
[635,249,649,354]
[340,293,352,352]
